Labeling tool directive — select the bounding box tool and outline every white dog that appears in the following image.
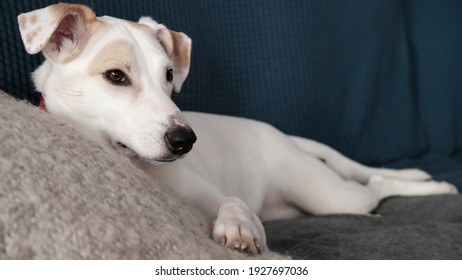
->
[18,3,458,254]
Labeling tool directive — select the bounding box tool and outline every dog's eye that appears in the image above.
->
[104,69,130,85]
[166,68,174,82]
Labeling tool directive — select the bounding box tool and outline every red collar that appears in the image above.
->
[39,95,47,112]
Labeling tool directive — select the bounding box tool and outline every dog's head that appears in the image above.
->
[18,3,196,163]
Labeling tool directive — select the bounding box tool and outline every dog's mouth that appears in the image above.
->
[115,141,178,163]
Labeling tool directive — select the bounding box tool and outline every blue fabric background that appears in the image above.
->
[1,0,462,189]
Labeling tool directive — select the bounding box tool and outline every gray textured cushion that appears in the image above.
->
[0,92,285,260]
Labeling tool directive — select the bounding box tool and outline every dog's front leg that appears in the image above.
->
[211,197,268,254]
[148,164,268,253]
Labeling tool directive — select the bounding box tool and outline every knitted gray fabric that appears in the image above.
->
[0,91,286,260]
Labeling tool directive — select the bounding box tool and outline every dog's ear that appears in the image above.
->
[156,28,192,93]
[18,3,96,60]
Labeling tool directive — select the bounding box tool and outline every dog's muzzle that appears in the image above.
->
[165,126,197,156]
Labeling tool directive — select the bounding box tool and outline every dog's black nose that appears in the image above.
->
[165,127,197,155]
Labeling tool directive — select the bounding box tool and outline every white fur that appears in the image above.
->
[19,4,458,254]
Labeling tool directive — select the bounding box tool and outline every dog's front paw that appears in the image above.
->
[211,197,268,254]
[211,217,264,254]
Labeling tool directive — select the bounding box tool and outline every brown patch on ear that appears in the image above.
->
[156,28,174,57]
[156,29,191,71]
[170,31,191,72]
[30,14,38,24]
[156,28,192,92]
[18,15,26,30]
[25,28,41,45]
[47,4,97,53]
[18,3,98,57]
[49,3,97,25]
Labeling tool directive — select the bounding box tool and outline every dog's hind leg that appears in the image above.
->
[289,136,431,183]
[366,174,458,198]
[269,149,457,216]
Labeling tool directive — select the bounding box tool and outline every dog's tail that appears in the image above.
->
[289,136,431,183]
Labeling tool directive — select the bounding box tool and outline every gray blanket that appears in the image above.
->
[265,195,462,259]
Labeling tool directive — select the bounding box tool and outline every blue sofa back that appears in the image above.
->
[1,0,462,168]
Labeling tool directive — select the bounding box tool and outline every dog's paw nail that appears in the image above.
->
[219,236,227,246]
[240,242,248,251]
[255,239,261,249]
